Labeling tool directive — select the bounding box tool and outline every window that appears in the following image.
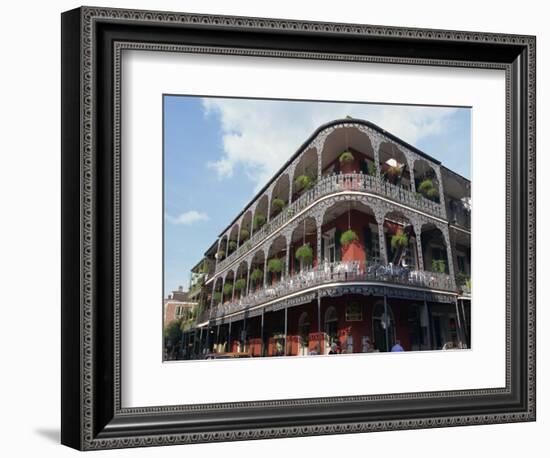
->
[345,302,363,321]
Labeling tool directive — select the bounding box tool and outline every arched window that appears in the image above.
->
[372,301,396,352]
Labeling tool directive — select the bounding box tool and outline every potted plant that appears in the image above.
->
[418,178,439,202]
[431,259,446,273]
[234,278,247,293]
[368,162,378,177]
[228,240,237,252]
[216,250,225,260]
[340,229,359,247]
[267,258,283,283]
[295,243,313,267]
[339,151,356,174]
[213,291,222,303]
[239,228,249,241]
[295,174,315,190]
[339,151,354,163]
[223,282,233,299]
[390,229,408,251]
[271,198,286,213]
[250,267,264,288]
[253,214,266,230]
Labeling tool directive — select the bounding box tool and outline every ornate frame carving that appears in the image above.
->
[61,6,535,450]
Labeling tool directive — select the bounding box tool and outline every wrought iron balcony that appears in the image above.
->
[216,173,444,272]
[206,260,455,321]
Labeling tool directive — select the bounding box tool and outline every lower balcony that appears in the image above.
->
[206,260,455,321]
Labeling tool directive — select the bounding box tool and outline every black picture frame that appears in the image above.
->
[61,6,536,450]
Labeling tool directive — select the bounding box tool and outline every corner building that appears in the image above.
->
[190,118,471,357]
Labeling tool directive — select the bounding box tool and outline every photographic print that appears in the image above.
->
[163,96,472,361]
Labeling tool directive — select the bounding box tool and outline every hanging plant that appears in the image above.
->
[239,228,249,241]
[228,240,237,251]
[339,151,354,163]
[418,179,439,201]
[295,174,315,190]
[390,230,408,250]
[216,250,225,260]
[386,165,402,177]
[295,243,314,264]
[234,278,247,291]
[431,259,446,273]
[271,198,287,211]
[340,229,359,247]
[250,268,263,282]
[253,214,266,230]
[267,258,284,273]
[223,282,233,296]
[213,291,222,302]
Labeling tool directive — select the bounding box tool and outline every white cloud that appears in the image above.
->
[202,98,458,190]
[166,210,209,225]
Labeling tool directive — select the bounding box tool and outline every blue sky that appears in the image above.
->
[164,96,471,295]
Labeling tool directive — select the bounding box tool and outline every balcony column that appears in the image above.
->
[236,223,240,249]
[441,224,457,289]
[372,135,382,179]
[284,306,288,356]
[285,239,291,279]
[375,208,388,265]
[263,255,268,288]
[317,294,322,333]
[448,227,460,283]
[231,274,236,302]
[228,318,232,353]
[434,166,448,219]
[260,308,265,356]
[407,156,416,193]
[246,265,251,297]
[413,222,425,271]
[316,225,322,266]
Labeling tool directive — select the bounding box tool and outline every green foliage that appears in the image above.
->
[418,179,439,201]
[239,228,250,241]
[271,198,287,211]
[253,214,266,230]
[339,151,354,163]
[340,229,359,247]
[295,243,313,264]
[431,259,446,273]
[414,192,423,201]
[235,278,247,291]
[216,250,225,260]
[368,162,378,177]
[223,282,233,296]
[295,174,315,190]
[390,232,409,250]
[228,240,237,251]
[164,319,182,342]
[267,258,284,273]
[456,272,470,287]
[250,268,264,282]
[213,291,222,302]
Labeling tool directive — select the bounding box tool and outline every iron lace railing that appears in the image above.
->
[217,173,444,272]
[206,260,455,321]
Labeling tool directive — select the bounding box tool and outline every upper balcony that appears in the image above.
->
[215,172,444,273]
[210,120,471,279]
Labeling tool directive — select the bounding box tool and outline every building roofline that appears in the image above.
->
[215,117,445,238]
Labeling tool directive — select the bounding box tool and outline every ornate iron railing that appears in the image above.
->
[216,173,444,272]
[204,260,455,321]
